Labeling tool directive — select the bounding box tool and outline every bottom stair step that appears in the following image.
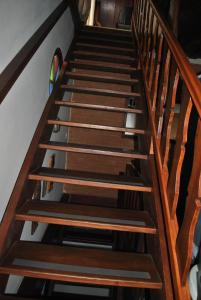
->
[0,242,162,289]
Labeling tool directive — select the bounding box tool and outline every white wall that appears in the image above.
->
[0,1,74,224]
[0,0,75,293]
[0,0,62,73]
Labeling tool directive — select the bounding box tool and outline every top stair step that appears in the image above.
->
[81,27,132,40]
[0,241,162,289]
[83,25,132,37]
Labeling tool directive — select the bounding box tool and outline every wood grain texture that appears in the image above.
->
[75,42,135,56]
[65,71,138,85]
[39,141,148,159]
[16,200,156,234]
[28,167,152,192]
[55,100,143,114]
[72,51,136,65]
[132,2,191,298]
[176,119,201,284]
[160,68,180,181]
[77,36,133,48]
[61,85,141,98]
[69,60,138,74]
[167,94,193,217]
[47,119,146,135]
[0,241,162,289]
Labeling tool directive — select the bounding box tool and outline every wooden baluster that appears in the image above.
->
[139,0,148,50]
[176,119,201,284]
[135,0,141,32]
[148,20,159,89]
[157,49,171,139]
[168,92,193,217]
[145,10,154,80]
[161,68,180,184]
[151,31,164,112]
[137,0,144,42]
[142,3,151,62]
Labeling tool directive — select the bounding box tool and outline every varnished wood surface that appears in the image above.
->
[65,71,138,85]
[61,85,141,98]
[28,167,152,192]
[77,36,133,48]
[39,141,148,159]
[0,241,162,289]
[75,43,135,56]
[72,51,136,65]
[69,60,138,74]
[47,120,146,135]
[16,200,156,234]
[83,25,132,37]
[133,0,193,298]
[55,100,143,114]
[80,28,132,40]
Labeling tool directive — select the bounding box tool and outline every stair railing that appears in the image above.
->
[132,0,201,299]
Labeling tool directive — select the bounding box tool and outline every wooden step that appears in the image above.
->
[80,28,132,41]
[61,85,141,98]
[38,141,148,159]
[69,60,138,74]
[75,43,135,56]
[0,241,162,289]
[72,51,136,65]
[28,168,152,192]
[65,72,138,86]
[47,120,146,135]
[77,36,133,48]
[83,25,132,37]
[16,201,157,234]
[55,100,143,114]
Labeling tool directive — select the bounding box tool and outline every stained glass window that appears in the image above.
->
[49,49,63,95]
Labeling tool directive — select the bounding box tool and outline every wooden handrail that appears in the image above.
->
[0,0,70,105]
[132,0,201,299]
[148,0,201,118]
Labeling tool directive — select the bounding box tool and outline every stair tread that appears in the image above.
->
[69,60,138,74]
[61,85,141,98]
[72,51,136,64]
[16,201,156,234]
[83,25,132,37]
[75,43,135,55]
[0,241,162,289]
[55,100,143,114]
[28,167,152,192]
[65,72,138,85]
[39,141,148,159]
[81,28,132,40]
[78,36,133,47]
[47,120,146,135]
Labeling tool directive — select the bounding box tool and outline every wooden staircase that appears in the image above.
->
[1,0,201,295]
[0,25,169,298]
